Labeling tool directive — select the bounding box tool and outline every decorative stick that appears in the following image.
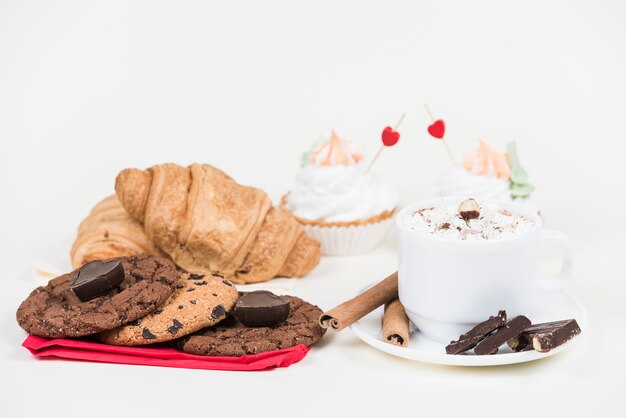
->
[424,104,457,166]
[393,112,406,129]
[365,113,406,173]
[424,104,436,121]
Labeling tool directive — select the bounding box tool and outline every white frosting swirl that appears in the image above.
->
[286,164,397,222]
[438,167,510,200]
[437,167,539,213]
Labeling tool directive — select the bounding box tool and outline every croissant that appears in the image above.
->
[71,195,319,282]
[70,195,165,268]
[115,163,320,283]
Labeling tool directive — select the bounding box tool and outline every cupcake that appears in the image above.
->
[282,130,398,255]
[437,140,539,213]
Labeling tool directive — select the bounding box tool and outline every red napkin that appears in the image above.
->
[23,335,310,371]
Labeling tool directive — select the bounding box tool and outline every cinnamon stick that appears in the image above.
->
[382,298,410,347]
[319,271,398,332]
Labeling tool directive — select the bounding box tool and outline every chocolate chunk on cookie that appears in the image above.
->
[16,255,178,338]
[70,259,125,301]
[97,272,238,345]
[233,290,290,327]
[177,295,325,356]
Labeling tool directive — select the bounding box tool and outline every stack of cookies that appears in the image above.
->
[16,255,325,357]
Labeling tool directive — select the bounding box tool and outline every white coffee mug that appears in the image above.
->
[396,197,575,343]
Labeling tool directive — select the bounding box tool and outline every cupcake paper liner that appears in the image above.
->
[302,216,395,256]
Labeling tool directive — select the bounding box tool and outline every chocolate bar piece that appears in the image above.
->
[446,310,507,355]
[507,319,581,353]
[70,260,125,302]
[507,338,532,352]
[474,315,531,355]
[233,290,291,327]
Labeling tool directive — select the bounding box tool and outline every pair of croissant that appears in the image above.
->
[71,163,320,283]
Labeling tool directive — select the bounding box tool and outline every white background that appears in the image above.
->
[1,1,625,417]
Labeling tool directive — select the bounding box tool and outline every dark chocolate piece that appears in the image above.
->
[508,338,532,352]
[70,260,125,302]
[233,290,291,327]
[142,328,157,339]
[222,279,232,286]
[210,304,226,319]
[474,315,531,355]
[189,273,204,280]
[167,319,183,334]
[507,319,580,352]
[446,310,507,355]
[460,210,479,221]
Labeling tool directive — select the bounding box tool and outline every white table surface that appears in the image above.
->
[1,1,625,417]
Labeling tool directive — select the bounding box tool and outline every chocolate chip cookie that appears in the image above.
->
[97,273,238,345]
[177,295,325,356]
[16,255,178,338]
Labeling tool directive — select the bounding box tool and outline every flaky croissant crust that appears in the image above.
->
[114,163,320,283]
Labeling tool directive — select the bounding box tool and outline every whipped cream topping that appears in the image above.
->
[285,164,397,222]
[402,199,535,241]
[437,167,539,213]
[438,167,510,200]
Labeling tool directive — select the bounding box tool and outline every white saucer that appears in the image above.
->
[350,287,588,366]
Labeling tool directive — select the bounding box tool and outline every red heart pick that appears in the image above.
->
[427,119,446,139]
[381,126,400,146]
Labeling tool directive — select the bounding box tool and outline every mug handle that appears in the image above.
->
[536,230,575,291]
